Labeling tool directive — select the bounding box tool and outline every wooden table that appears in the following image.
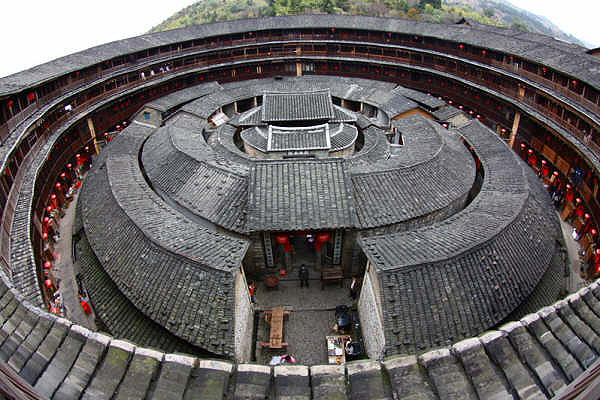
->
[261,308,290,349]
[321,267,343,289]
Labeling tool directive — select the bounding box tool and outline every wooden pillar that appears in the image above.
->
[87,118,100,155]
[509,111,521,148]
[296,45,302,77]
[315,249,322,270]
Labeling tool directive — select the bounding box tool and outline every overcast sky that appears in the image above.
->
[1,0,598,79]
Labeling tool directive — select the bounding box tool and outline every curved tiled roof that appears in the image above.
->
[240,126,268,151]
[75,234,205,355]
[359,120,561,354]
[329,123,358,150]
[79,123,246,356]
[351,118,475,228]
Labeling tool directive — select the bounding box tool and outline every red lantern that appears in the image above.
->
[42,232,49,241]
[540,161,549,177]
[315,233,330,251]
[316,233,330,243]
[81,301,92,315]
[44,279,53,290]
[275,235,289,245]
[44,261,52,270]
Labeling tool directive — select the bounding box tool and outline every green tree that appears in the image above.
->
[511,20,529,31]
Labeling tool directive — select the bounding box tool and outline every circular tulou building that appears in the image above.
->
[0,14,598,399]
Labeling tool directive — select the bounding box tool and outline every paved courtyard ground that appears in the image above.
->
[254,277,359,366]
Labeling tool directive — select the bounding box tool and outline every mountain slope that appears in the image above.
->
[149,0,586,47]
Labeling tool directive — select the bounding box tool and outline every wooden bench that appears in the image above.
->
[321,267,343,290]
[260,308,291,349]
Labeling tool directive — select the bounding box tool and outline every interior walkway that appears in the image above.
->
[51,187,97,331]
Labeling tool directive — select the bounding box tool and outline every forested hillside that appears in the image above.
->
[149,0,584,47]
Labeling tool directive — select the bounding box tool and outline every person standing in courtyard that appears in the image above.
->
[299,264,309,288]
[350,276,359,300]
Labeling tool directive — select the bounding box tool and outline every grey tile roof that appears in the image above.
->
[237,107,264,126]
[331,105,358,123]
[107,155,248,268]
[347,126,391,172]
[172,161,248,233]
[79,164,237,356]
[247,160,355,231]
[145,82,222,113]
[329,123,358,151]
[377,93,418,117]
[240,127,268,152]
[75,234,207,356]
[358,120,561,354]
[141,115,249,232]
[261,90,335,122]
[391,86,446,110]
[433,106,462,121]
[268,124,330,151]
[351,130,474,228]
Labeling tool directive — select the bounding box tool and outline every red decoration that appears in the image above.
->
[275,235,289,245]
[44,261,52,270]
[44,279,53,289]
[315,233,330,251]
[316,233,330,243]
[81,301,92,315]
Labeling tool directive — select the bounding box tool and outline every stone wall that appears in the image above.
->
[357,262,386,360]
[234,267,253,362]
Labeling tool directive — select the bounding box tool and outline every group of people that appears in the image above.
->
[140,64,171,80]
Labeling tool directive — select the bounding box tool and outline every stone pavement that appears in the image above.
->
[559,212,588,293]
[51,188,96,331]
[255,278,359,366]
